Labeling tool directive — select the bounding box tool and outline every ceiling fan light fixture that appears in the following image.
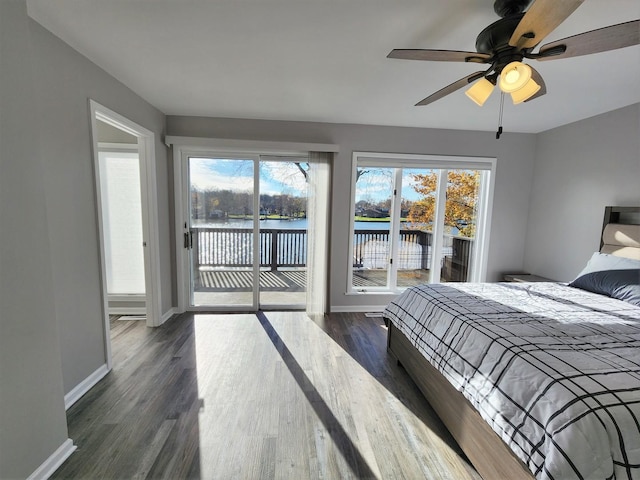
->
[465,78,495,106]
[499,61,532,93]
[510,77,541,104]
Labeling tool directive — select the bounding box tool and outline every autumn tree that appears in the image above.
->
[407,170,479,237]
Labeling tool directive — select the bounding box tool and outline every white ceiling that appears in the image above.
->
[26,0,640,133]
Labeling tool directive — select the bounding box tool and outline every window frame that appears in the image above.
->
[347,151,496,294]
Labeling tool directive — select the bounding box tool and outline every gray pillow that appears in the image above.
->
[569,252,640,306]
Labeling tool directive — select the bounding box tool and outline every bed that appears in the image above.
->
[383,206,640,480]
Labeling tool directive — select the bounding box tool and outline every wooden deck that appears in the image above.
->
[197,269,307,292]
[195,268,430,293]
[352,268,431,288]
[190,226,470,296]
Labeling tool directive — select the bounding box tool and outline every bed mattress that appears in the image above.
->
[383,282,640,480]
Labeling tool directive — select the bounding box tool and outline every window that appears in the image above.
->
[98,148,145,295]
[348,152,495,293]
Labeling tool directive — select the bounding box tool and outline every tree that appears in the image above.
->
[407,170,479,237]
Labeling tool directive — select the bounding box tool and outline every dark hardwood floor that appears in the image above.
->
[52,312,481,479]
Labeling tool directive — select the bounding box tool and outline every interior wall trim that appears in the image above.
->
[64,364,109,410]
[26,438,76,480]
[108,307,147,316]
[330,305,386,313]
[165,135,339,154]
[161,307,178,325]
[108,294,145,303]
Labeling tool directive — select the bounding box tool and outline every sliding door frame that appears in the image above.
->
[181,152,261,311]
[168,136,339,313]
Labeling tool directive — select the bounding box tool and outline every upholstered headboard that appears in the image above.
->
[600,206,640,260]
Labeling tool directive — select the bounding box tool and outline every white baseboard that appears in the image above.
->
[64,364,110,410]
[330,305,386,313]
[108,306,146,315]
[108,294,145,303]
[27,438,76,480]
[160,307,177,325]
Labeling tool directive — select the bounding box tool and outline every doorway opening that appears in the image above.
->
[89,100,162,368]
[184,155,309,310]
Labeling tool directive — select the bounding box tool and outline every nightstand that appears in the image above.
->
[503,273,554,283]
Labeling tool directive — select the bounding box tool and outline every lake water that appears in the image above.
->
[193,218,393,231]
[193,218,461,237]
[192,218,457,270]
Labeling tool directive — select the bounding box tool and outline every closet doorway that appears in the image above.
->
[90,100,162,368]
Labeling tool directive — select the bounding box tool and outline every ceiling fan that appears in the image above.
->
[388,0,640,108]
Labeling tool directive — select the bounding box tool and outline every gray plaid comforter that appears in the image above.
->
[384,282,640,480]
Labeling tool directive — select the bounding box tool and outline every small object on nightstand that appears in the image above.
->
[504,273,554,283]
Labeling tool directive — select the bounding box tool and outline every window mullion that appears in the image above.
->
[430,169,448,283]
[468,170,490,281]
[388,169,403,290]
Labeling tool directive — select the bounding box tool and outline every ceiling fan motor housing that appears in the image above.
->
[476,14,526,74]
[387,0,640,110]
[493,0,532,17]
[476,14,524,54]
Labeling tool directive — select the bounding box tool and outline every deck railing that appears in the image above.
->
[352,229,432,270]
[193,228,307,270]
[441,236,473,282]
[192,227,472,281]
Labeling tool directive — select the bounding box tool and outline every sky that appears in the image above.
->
[190,158,430,203]
[189,158,308,197]
[356,168,429,203]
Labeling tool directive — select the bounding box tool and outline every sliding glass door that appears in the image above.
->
[187,156,257,309]
[181,154,310,310]
[258,159,308,308]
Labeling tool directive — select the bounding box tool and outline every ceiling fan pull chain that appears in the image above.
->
[496,92,505,139]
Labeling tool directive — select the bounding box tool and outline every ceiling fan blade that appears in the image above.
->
[509,0,584,50]
[415,71,486,106]
[524,66,547,102]
[536,19,640,61]
[388,49,491,64]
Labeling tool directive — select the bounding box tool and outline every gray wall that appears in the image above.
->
[5,1,634,475]
[0,1,69,478]
[28,17,173,393]
[167,116,538,311]
[524,104,640,282]
[1,3,174,474]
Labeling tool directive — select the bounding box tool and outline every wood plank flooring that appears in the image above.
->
[52,312,482,479]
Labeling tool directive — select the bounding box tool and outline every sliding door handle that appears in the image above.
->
[184,231,194,249]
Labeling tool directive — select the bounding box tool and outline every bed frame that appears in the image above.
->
[386,206,640,480]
